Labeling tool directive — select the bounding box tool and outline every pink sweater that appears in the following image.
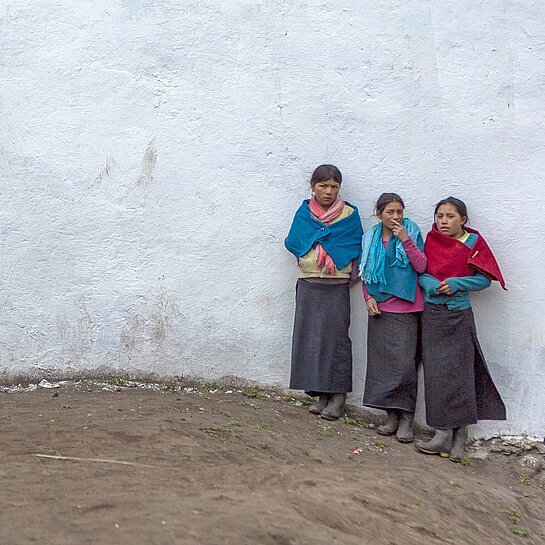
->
[362,237,426,313]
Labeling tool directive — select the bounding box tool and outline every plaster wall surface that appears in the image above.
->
[1,1,544,438]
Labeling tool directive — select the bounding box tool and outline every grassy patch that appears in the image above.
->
[339,416,362,426]
[162,379,188,391]
[200,381,219,392]
[519,474,531,485]
[227,419,243,428]
[107,376,127,387]
[199,425,232,437]
[252,420,272,430]
[511,525,531,538]
[503,508,521,523]
[281,394,312,406]
[242,386,268,400]
[162,378,220,392]
[375,440,389,450]
[401,497,423,508]
[459,457,471,466]
[200,419,242,437]
[316,425,335,438]
[214,409,232,418]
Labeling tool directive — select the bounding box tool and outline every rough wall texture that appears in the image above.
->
[1,1,544,438]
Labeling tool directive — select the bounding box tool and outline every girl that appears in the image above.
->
[416,197,506,461]
[360,193,426,443]
[285,165,363,420]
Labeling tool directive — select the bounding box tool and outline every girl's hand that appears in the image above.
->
[366,297,381,316]
[391,220,409,242]
[436,280,452,295]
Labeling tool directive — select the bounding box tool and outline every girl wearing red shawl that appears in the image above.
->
[416,197,506,462]
[285,165,363,420]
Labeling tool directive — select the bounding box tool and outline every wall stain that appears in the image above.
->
[56,301,95,357]
[120,290,183,353]
[120,316,146,352]
[95,155,116,183]
[137,139,157,187]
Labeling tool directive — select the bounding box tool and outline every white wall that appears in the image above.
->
[1,1,544,438]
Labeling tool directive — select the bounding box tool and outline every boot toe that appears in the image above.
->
[320,409,342,421]
[415,442,450,457]
[377,425,397,436]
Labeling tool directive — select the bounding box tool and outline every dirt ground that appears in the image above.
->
[1,380,544,545]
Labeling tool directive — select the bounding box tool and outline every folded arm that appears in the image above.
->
[402,237,427,273]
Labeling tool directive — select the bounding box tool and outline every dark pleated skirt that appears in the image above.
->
[289,279,352,395]
[363,311,421,412]
[422,303,506,429]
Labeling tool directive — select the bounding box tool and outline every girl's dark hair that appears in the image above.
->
[434,197,469,225]
[375,193,405,215]
[310,164,342,186]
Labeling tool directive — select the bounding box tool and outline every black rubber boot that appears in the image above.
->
[309,394,331,415]
[377,410,400,436]
[415,429,453,457]
[320,393,346,421]
[396,411,414,443]
[449,426,468,462]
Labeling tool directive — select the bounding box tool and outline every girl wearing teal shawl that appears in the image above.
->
[359,193,426,443]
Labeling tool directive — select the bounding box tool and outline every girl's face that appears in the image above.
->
[312,178,340,209]
[435,204,466,238]
[378,201,404,230]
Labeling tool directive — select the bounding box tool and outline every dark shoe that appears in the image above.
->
[449,426,468,462]
[415,429,453,457]
[377,410,400,436]
[309,394,331,415]
[396,411,414,443]
[320,393,346,421]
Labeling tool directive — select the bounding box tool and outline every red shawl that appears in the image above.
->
[425,225,506,289]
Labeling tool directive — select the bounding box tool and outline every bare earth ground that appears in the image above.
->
[1,380,544,545]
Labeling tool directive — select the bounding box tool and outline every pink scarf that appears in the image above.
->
[308,196,345,275]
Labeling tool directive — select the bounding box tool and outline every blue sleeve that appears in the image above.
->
[445,273,491,294]
[419,274,441,296]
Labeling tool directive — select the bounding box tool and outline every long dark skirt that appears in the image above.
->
[289,279,352,395]
[363,312,421,412]
[422,303,506,429]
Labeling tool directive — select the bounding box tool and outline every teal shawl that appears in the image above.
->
[358,218,424,302]
[285,200,363,270]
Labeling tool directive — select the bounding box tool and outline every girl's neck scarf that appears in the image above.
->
[425,225,506,289]
[359,218,421,284]
[308,196,345,275]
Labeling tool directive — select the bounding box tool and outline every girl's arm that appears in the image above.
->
[443,273,491,294]
[362,283,380,315]
[402,237,427,273]
[350,259,359,284]
[419,273,441,297]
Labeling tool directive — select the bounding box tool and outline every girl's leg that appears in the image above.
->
[449,426,468,462]
[309,393,331,415]
[396,411,414,443]
[415,429,453,457]
[377,410,400,436]
[321,393,346,420]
